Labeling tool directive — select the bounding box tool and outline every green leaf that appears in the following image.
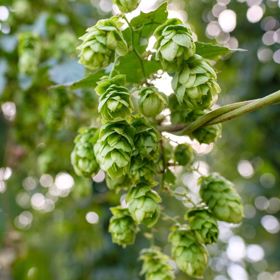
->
[163,168,176,186]
[115,52,161,84]
[195,42,245,60]
[123,2,168,53]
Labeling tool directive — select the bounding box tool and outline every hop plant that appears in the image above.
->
[140,247,175,280]
[138,87,166,118]
[126,181,161,227]
[130,156,157,182]
[18,32,41,75]
[199,173,244,223]
[94,121,134,178]
[106,174,132,192]
[77,17,128,70]
[113,0,140,13]
[169,225,208,278]
[186,209,219,244]
[192,123,222,144]
[98,83,133,122]
[71,127,99,177]
[174,143,194,166]
[154,18,196,71]
[109,206,138,247]
[172,54,220,108]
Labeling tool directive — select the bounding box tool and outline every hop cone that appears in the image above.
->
[132,118,160,160]
[154,19,195,71]
[71,127,99,177]
[130,156,157,182]
[174,144,194,166]
[139,87,166,117]
[94,121,134,178]
[109,206,138,247]
[168,225,208,278]
[113,0,140,13]
[192,123,222,144]
[18,32,40,75]
[186,209,219,244]
[172,54,220,108]
[98,83,133,122]
[199,173,244,223]
[140,247,175,280]
[77,17,128,70]
[106,174,132,192]
[126,182,161,227]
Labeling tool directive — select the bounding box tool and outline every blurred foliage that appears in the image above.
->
[0,0,279,279]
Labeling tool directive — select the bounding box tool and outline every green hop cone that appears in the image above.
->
[105,174,132,192]
[140,247,175,280]
[186,209,219,244]
[109,206,138,247]
[98,83,133,122]
[172,54,220,108]
[113,0,140,13]
[174,144,194,166]
[94,121,134,178]
[77,17,128,70]
[18,32,41,75]
[126,181,161,227]
[168,225,208,278]
[199,173,244,223]
[139,87,166,118]
[132,117,160,160]
[192,123,222,144]
[71,127,99,177]
[154,19,196,72]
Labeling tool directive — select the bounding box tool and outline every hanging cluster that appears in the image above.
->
[70,1,244,279]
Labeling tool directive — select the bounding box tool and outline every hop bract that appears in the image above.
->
[174,143,194,166]
[77,17,128,70]
[113,0,140,13]
[186,209,219,244]
[71,127,99,177]
[140,247,175,280]
[139,87,166,118]
[94,121,134,178]
[172,54,220,108]
[154,18,196,71]
[98,83,133,122]
[168,226,208,278]
[18,32,41,75]
[126,182,161,227]
[199,173,244,223]
[109,206,138,247]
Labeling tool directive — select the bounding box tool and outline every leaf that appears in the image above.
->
[123,2,168,54]
[195,42,245,60]
[163,168,176,186]
[115,52,161,84]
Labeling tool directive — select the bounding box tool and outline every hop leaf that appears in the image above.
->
[113,0,140,13]
[77,17,128,70]
[154,19,196,72]
[140,247,175,280]
[168,225,208,278]
[94,121,134,178]
[174,143,194,166]
[126,181,161,227]
[186,209,219,244]
[98,83,133,122]
[199,173,244,223]
[71,127,99,177]
[109,206,138,247]
[172,54,220,108]
[139,87,166,118]
[18,32,41,75]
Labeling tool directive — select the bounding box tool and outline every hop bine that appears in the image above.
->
[126,181,161,227]
[186,209,219,244]
[140,247,175,280]
[77,17,128,70]
[71,127,99,177]
[154,18,196,72]
[172,54,220,108]
[109,206,138,247]
[168,225,208,278]
[199,173,244,223]
[113,0,140,13]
